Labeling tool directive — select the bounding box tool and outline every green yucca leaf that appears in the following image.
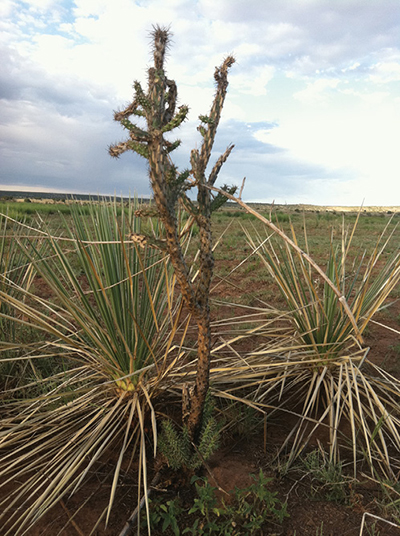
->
[0,198,189,535]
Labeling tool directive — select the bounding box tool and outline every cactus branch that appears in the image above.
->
[208,144,235,186]
[197,56,235,176]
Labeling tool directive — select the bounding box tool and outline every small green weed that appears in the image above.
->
[148,498,184,536]
[389,344,400,356]
[372,477,400,526]
[302,449,350,503]
[365,522,381,536]
[142,469,288,535]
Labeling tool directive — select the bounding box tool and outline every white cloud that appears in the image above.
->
[230,65,275,97]
[72,0,110,18]
[256,99,400,205]
[341,88,390,105]
[347,62,360,71]
[293,78,340,104]
[0,0,16,18]
[24,0,59,11]
[2,0,400,205]
[369,60,400,83]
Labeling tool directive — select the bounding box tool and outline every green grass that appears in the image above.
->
[0,201,77,217]
[0,199,137,218]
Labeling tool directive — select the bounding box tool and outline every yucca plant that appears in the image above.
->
[237,214,400,476]
[0,198,188,535]
[246,214,400,362]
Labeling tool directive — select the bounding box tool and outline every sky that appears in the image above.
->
[1,0,400,206]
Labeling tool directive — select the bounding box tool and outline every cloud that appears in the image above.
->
[230,65,275,97]
[256,94,400,205]
[198,0,400,72]
[369,59,400,83]
[1,0,400,205]
[0,42,147,195]
[293,78,339,104]
[173,119,347,204]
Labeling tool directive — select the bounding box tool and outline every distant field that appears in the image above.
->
[241,202,400,214]
[2,193,400,308]
[1,190,400,215]
[0,190,148,203]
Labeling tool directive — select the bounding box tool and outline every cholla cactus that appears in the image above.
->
[110,25,236,440]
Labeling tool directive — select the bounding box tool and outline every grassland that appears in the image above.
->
[1,197,400,535]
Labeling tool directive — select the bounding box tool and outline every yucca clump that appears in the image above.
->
[110,26,236,441]
[0,198,188,535]
[233,214,400,477]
